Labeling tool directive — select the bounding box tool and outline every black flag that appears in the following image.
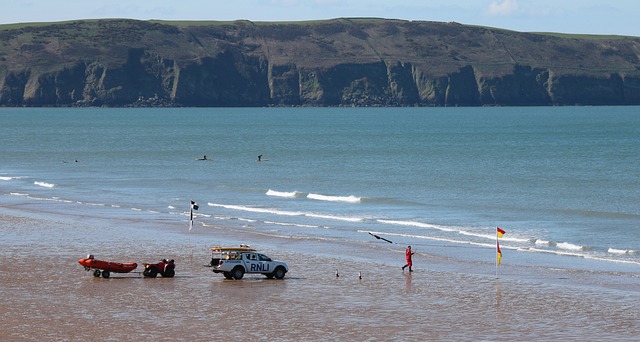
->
[190,200,199,230]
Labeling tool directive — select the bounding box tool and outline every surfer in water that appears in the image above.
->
[257,155,262,161]
[203,155,207,160]
[402,245,415,272]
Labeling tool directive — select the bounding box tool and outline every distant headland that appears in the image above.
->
[0,18,639,107]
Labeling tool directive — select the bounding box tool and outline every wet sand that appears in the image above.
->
[1,211,639,341]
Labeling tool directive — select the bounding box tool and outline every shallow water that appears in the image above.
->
[1,210,639,341]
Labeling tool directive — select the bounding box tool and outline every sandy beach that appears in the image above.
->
[1,208,639,341]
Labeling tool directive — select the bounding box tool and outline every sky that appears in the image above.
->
[1,0,638,36]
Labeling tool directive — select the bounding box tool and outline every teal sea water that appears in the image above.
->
[1,106,639,278]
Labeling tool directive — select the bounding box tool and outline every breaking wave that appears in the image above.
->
[307,193,361,203]
[207,202,365,222]
[266,189,303,198]
[34,181,55,188]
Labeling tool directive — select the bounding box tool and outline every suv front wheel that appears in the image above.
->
[273,266,286,279]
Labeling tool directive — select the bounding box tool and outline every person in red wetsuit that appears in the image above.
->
[402,245,415,272]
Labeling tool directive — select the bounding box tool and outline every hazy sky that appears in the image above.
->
[2,0,638,36]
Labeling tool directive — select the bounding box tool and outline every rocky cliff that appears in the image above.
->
[0,18,639,107]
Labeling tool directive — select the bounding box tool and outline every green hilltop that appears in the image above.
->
[0,18,639,106]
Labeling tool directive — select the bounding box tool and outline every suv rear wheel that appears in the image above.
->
[232,267,245,280]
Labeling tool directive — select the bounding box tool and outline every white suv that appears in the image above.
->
[212,251,289,280]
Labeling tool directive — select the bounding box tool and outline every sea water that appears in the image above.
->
[1,106,639,279]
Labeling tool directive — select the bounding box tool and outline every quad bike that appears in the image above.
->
[143,259,175,278]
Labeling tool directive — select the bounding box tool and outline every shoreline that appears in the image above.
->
[3,194,638,294]
[2,205,640,340]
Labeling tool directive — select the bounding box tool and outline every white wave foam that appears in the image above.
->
[307,193,361,203]
[266,189,302,198]
[167,205,176,209]
[535,239,551,246]
[459,230,530,243]
[34,181,55,188]
[362,230,640,266]
[207,202,364,222]
[10,192,29,197]
[378,219,457,232]
[264,220,321,228]
[305,213,364,222]
[209,203,304,216]
[556,242,584,251]
[363,230,497,249]
[524,247,586,258]
[608,248,631,255]
[526,247,640,265]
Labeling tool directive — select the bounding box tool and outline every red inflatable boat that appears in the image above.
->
[78,254,137,278]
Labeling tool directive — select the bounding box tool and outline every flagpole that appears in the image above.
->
[189,204,193,261]
[189,200,199,264]
[496,228,498,279]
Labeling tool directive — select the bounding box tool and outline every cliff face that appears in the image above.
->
[0,19,639,107]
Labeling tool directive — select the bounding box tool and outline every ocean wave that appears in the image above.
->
[525,247,640,265]
[362,230,496,249]
[556,242,586,251]
[377,219,457,232]
[523,247,587,258]
[362,230,640,265]
[207,202,365,222]
[84,202,107,206]
[305,212,364,222]
[1,176,25,181]
[264,220,323,229]
[458,230,530,243]
[561,209,640,219]
[307,193,361,203]
[34,181,55,188]
[209,203,304,216]
[266,189,303,198]
[9,192,29,197]
[375,219,530,244]
[608,248,629,255]
[608,248,639,255]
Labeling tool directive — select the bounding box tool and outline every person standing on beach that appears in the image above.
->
[402,245,415,272]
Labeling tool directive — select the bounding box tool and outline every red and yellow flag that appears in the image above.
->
[496,227,505,266]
